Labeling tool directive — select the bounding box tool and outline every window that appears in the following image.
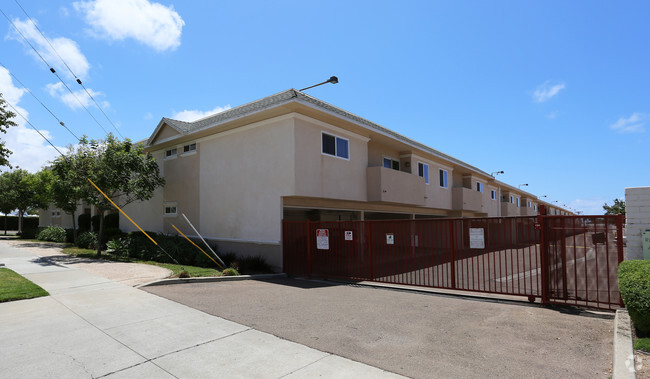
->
[439,169,448,188]
[383,157,400,171]
[322,132,349,159]
[183,143,196,153]
[510,195,514,203]
[528,201,532,208]
[164,202,177,216]
[476,182,483,193]
[516,198,520,207]
[491,190,497,200]
[417,162,429,184]
[165,148,177,159]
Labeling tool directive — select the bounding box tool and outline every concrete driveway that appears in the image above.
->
[144,278,614,378]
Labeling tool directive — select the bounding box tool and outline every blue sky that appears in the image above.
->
[0,0,648,214]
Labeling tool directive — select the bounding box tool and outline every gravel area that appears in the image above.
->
[1,238,172,286]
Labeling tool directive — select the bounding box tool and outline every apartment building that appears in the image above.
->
[39,89,571,269]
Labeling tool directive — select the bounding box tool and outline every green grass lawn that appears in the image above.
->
[0,268,49,302]
[635,338,650,353]
[61,247,220,277]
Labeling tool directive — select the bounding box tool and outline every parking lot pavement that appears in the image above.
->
[144,277,615,379]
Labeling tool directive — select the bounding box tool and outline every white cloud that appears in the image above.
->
[533,81,566,103]
[609,113,646,133]
[0,68,66,173]
[74,0,185,52]
[7,18,90,79]
[46,82,107,110]
[171,105,231,122]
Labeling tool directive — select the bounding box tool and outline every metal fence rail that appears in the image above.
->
[282,214,624,310]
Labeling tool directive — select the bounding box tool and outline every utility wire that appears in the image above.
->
[13,0,124,139]
[0,7,112,137]
[0,61,80,141]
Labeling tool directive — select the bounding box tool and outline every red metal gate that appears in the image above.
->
[282,215,625,310]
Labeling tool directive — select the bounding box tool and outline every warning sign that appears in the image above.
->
[469,228,485,249]
[345,231,353,241]
[386,233,394,245]
[316,229,329,250]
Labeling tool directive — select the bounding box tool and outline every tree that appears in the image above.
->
[603,198,625,215]
[0,171,17,235]
[68,134,165,256]
[0,95,17,170]
[49,156,88,243]
[7,169,52,233]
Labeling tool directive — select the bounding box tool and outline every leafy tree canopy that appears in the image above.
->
[0,95,17,170]
[603,198,625,215]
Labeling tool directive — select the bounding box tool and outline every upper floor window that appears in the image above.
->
[417,162,429,184]
[183,143,196,153]
[516,198,520,207]
[491,190,497,200]
[476,182,483,193]
[383,157,400,171]
[439,169,448,188]
[510,195,514,203]
[528,201,532,208]
[165,148,177,159]
[322,132,349,159]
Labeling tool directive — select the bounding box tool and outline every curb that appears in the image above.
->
[136,273,287,288]
[613,308,636,379]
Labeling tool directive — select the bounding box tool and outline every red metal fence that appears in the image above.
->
[282,215,625,310]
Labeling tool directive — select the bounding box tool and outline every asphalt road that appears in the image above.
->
[144,278,614,378]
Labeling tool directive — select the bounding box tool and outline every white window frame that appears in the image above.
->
[163,202,178,217]
[321,132,350,160]
[476,182,483,193]
[383,156,400,171]
[417,162,429,184]
[439,169,448,188]
[516,198,520,207]
[165,148,178,160]
[182,142,197,155]
[490,190,497,200]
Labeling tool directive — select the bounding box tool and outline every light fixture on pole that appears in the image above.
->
[518,183,528,189]
[299,76,339,91]
[491,171,504,176]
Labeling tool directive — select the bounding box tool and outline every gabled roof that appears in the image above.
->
[147,89,492,177]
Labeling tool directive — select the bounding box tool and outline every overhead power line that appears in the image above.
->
[0,5,121,139]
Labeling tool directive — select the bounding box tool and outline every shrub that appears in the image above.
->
[618,260,650,333]
[104,213,119,229]
[106,237,129,256]
[222,268,240,276]
[178,270,190,278]
[91,215,101,232]
[65,228,75,243]
[76,231,98,249]
[78,213,91,231]
[19,227,41,239]
[37,226,66,243]
[221,252,272,275]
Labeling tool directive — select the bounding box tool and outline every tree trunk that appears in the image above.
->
[71,211,77,243]
[3,214,6,235]
[96,211,104,257]
[18,210,23,234]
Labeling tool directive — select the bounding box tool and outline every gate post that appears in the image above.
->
[538,214,549,305]
[366,221,374,281]
[617,213,625,307]
[449,220,456,289]
[306,221,312,279]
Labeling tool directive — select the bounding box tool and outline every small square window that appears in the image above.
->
[164,202,177,216]
[165,148,177,159]
[322,132,349,159]
[183,143,196,153]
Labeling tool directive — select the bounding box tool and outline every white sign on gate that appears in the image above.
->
[316,229,329,250]
[345,231,353,241]
[386,233,394,245]
[469,228,485,249]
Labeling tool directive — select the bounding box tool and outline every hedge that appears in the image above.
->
[618,260,650,333]
[0,216,39,231]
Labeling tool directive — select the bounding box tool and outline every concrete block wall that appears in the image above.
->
[625,186,650,260]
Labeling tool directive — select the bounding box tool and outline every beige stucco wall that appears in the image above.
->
[161,146,200,233]
[293,117,368,202]
[197,116,295,269]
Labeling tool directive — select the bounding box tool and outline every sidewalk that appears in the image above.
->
[0,241,402,378]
